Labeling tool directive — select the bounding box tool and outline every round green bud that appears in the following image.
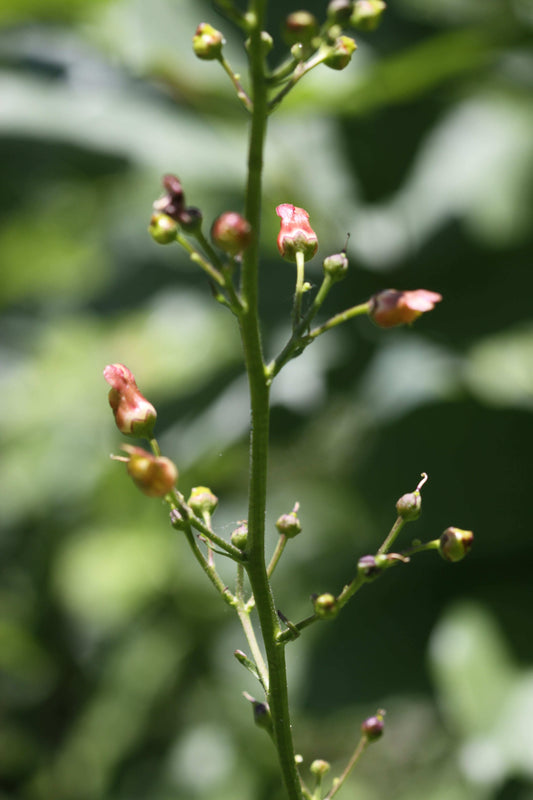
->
[313,593,338,619]
[351,0,386,31]
[148,212,178,245]
[188,486,218,516]
[275,510,302,538]
[396,490,422,521]
[193,23,225,60]
[231,521,248,550]
[323,35,357,70]
[323,251,349,281]
[438,527,474,563]
[310,759,331,777]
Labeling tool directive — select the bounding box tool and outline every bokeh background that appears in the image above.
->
[1,0,533,798]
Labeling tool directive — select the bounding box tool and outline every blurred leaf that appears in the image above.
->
[464,323,533,409]
[52,524,176,630]
[429,604,533,788]
[0,186,109,306]
[0,0,108,25]
[430,603,517,738]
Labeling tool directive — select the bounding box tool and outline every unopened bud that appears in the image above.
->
[179,206,203,234]
[357,554,383,580]
[323,251,348,281]
[323,35,357,70]
[361,710,385,741]
[438,527,474,563]
[246,30,273,55]
[276,204,318,262]
[351,0,386,31]
[193,23,225,60]
[170,508,187,531]
[148,212,178,245]
[103,363,157,438]
[231,521,248,550]
[211,211,253,256]
[243,692,273,735]
[396,491,422,520]
[313,593,338,619]
[327,0,354,24]
[284,11,319,46]
[122,446,178,497]
[310,759,331,777]
[275,504,302,538]
[188,486,218,516]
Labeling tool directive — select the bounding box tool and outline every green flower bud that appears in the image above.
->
[148,212,178,245]
[438,527,474,563]
[351,0,386,31]
[170,508,187,531]
[179,206,203,234]
[323,35,357,70]
[396,491,422,521]
[243,692,273,735]
[284,11,319,46]
[357,554,383,580]
[327,0,354,24]
[313,593,338,619]
[310,759,331,777]
[323,251,349,281]
[188,486,218,516]
[275,505,302,538]
[231,521,248,550]
[246,30,273,56]
[193,23,225,60]
[361,710,385,741]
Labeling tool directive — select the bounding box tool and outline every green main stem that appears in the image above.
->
[239,3,302,799]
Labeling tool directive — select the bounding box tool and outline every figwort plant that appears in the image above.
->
[104,2,473,798]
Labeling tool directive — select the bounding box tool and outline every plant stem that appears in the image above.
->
[377,516,406,555]
[239,3,302,797]
[292,250,306,330]
[236,564,269,689]
[325,736,369,799]
[308,301,371,340]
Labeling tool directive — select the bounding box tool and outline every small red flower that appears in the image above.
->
[369,289,442,328]
[103,363,157,438]
[276,204,318,262]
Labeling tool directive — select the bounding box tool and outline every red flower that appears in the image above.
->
[276,204,318,262]
[369,289,442,328]
[103,363,157,438]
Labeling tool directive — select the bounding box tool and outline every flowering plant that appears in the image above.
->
[104,2,473,798]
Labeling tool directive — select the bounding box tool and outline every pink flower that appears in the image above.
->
[276,204,318,262]
[103,363,157,438]
[369,289,442,328]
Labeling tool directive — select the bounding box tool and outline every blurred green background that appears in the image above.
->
[1,0,533,798]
